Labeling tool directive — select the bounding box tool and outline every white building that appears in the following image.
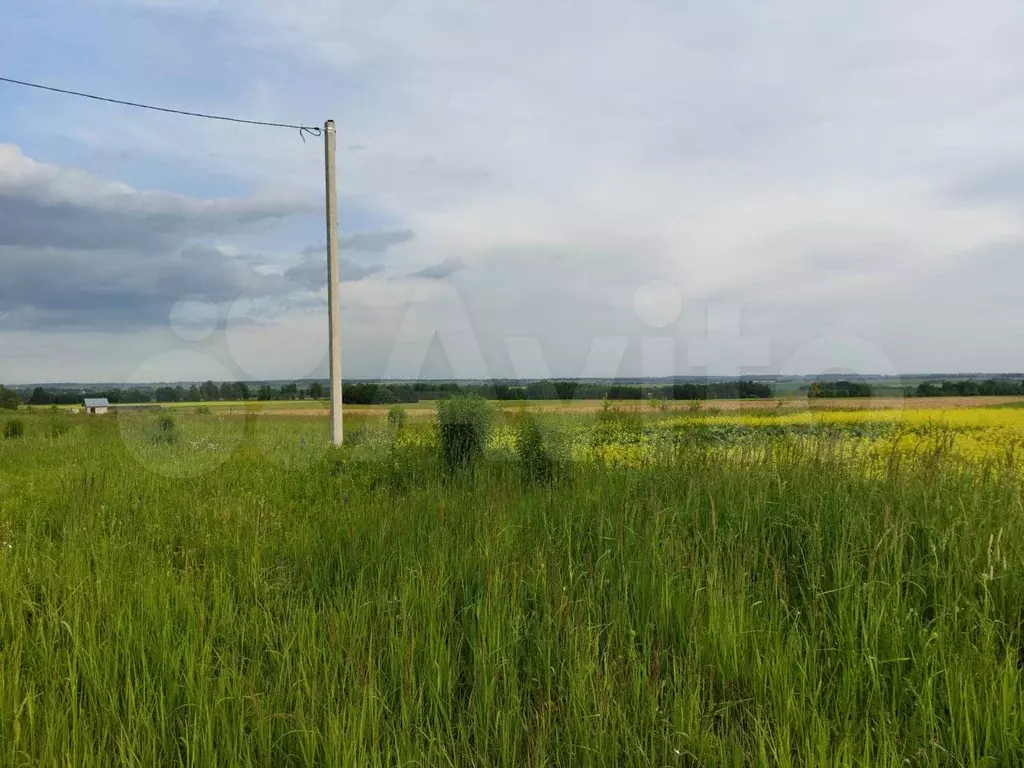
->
[83,398,110,415]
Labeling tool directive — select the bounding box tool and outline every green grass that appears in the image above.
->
[0,411,1022,766]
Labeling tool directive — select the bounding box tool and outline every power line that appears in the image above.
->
[0,75,321,139]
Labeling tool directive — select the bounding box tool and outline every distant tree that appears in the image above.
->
[257,384,274,401]
[606,384,642,400]
[200,380,220,401]
[735,380,774,398]
[672,383,706,400]
[308,381,324,399]
[525,381,557,400]
[120,389,152,404]
[914,378,1024,397]
[280,382,299,399]
[342,383,373,404]
[806,380,870,398]
[553,381,579,400]
[236,382,251,401]
[155,386,179,403]
[0,386,22,411]
[494,384,526,400]
[187,385,201,402]
[29,387,52,406]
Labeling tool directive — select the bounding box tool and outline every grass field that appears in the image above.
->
[29,394,1024,418]
[1,403,1023,765]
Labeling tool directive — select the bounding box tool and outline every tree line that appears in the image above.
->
[9,378,1024,408]
[9,379,774,406]
[313,380,777,403]
[805,380,873,398]
[913,379,1024,397]
[805,378,1024,398]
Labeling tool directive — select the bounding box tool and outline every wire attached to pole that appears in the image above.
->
[0,75,322,140]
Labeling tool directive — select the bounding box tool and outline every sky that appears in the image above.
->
[2,0,1024,385]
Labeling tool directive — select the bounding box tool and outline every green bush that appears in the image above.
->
[514,412,558,483]
[0,386,20,411]
[48,420,71,439]
[387,405,407,435]
[152,414,178,445]
[3,419,25,439]
[196,405,212,416]
[436,395,493,472]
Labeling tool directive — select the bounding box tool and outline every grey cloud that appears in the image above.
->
[920,238,1024,303]
[0,243,295,332]
[0,145,369,332]
[759,226,902,266]
[0,190,308,251]
[0,144,312,251]
[411,257,465,279]
[945,164,1024,206]
[700,225,914,308]
[280,229,413,288]
[285,248,386,288]
[0,233,410,332]
[337,228,413,252]
[283,229,414,288]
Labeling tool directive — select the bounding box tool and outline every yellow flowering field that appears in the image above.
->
[499,404,1024,471]
[265,402,1024,473]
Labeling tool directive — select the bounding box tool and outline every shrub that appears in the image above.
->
[0,386,20,411]
[152,414,178,445]
[48,420,71,439]
[514,412,557,483]
[387,405,407,436]
[436,395,493,472]
[196,405,212,416]
[3,419,25,439]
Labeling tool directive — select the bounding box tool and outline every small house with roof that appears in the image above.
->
[83,398,110,415]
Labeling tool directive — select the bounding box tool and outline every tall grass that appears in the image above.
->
[514,411,561,483]
[387,404,407,435]
[0,412,1022,765]
[437,394,493,472]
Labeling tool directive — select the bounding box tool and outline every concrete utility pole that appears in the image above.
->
[324,119,343,445]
